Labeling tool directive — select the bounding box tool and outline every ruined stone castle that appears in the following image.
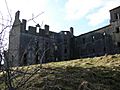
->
[8,6,120,66]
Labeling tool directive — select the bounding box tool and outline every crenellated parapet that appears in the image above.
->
[21,19,50,36]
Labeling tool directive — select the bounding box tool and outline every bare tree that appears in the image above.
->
[0,3,48,90]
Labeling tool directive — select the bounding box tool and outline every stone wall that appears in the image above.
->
[8,6,120,66]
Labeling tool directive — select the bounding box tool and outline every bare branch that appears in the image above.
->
[27,12,44,22]
[4,0,12,22]
[32,13,37,24]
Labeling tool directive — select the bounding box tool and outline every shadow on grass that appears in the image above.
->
[16,65,120,90]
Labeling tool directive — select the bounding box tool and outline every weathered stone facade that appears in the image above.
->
[8,11,73,66]
[8,6,120,66]
[73,6,120,59]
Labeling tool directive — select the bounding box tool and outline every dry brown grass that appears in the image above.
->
[0,54,120,90]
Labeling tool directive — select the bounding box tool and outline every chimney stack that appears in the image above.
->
[22,19,27,31]
[15,11,20,20]
[70,27,74,35]
[44,24,49,35]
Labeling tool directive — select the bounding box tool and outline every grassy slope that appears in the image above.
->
[1,54,120,90]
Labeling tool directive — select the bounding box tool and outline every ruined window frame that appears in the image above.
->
[103,32,106,36]
[82,38,85,44]
[23,53,27,65]
[103,47,106,52]
[92,35,95,42]
[117,42,120,48]
[36,27,39,33]
[64,32,67,35]
[115,27,120,33]
[114,13,119,20]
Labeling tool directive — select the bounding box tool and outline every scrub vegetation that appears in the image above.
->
[0,54,120,90]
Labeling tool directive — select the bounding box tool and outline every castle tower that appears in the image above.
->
[8,11,21,66]
[110,6,120,53]
[110,6,120,23]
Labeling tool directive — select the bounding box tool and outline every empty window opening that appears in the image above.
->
[12,55,14,61]
[92,36,95,42]
[117,42,120,47]
[114,13,119,20]
[35,53,39,64]
[115,27,119,33]
[23,53,27,65]
[64,48,67,53]
[64,32,67,35]
[36,27,39,33]
[55,58,58,61]
[82,38,85,44]
[103,32,106,39]
[103,47,106,52]
[103,32,106,36]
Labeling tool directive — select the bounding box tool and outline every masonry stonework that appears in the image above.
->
[8,6,120,66]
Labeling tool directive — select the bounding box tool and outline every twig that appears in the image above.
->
[4,0,12,22]
[27,12,44,22]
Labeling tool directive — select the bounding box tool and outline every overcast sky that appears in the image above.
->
[0,0,120,36]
